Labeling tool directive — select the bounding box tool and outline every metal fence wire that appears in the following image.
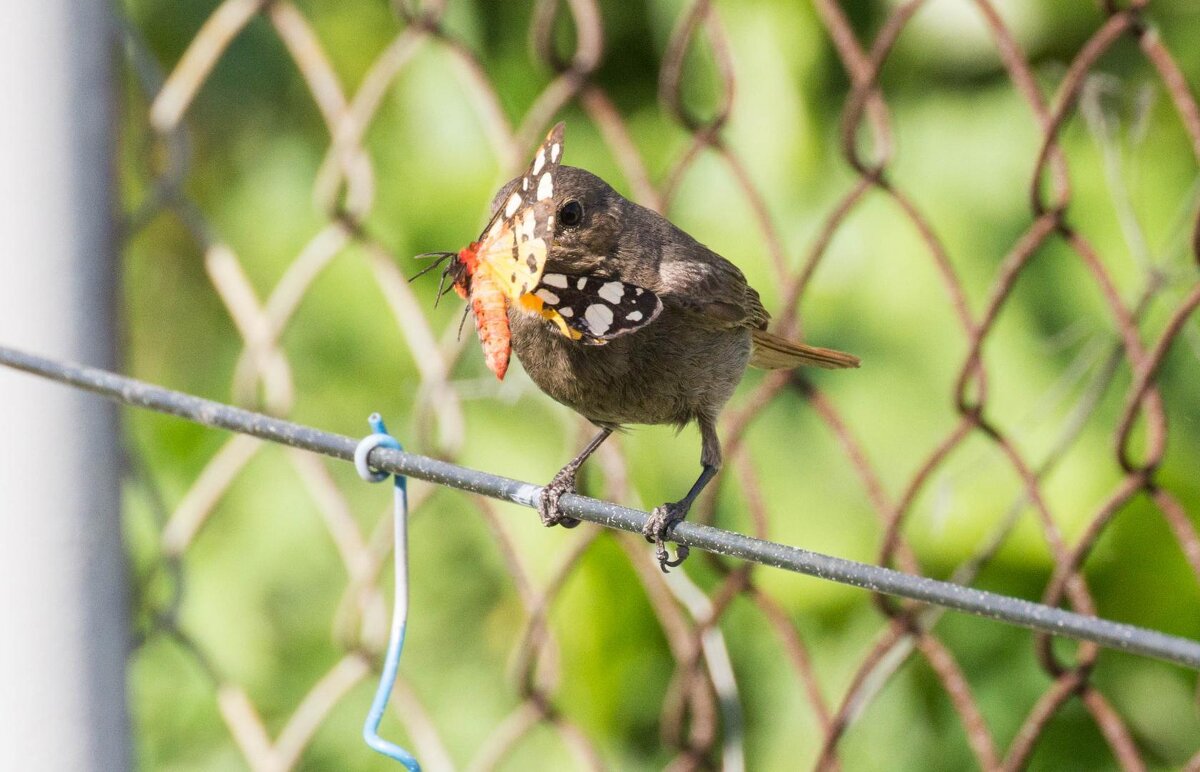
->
[108,0,1200,769]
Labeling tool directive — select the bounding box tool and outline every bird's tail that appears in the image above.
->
[749,328,860,370]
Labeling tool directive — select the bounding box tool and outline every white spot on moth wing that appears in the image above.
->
[559,306,574,317]
[626,310,643,322]
[504,192,522,218]
[537,172,553,201]
[536,288,560,304]
[635,288,644,296]
[576,277,587,290]
[542,273,568,288]
[584,304,614,335]
[550,143,561,163]
[515,207,537,241]
[598,281,625,303]
[532,148,546,175]
[522,177,529,191]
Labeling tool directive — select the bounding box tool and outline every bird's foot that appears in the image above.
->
[538,470,582,529]
[644,501,691,572]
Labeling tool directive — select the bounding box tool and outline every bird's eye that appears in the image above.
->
[558,199,584,227]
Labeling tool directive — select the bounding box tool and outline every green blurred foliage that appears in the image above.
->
[120,0,1200,769]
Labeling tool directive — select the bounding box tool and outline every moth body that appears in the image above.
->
[469,267,511,381]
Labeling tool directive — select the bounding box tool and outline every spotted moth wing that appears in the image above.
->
[472,123,565,301]
[527,273,663,341]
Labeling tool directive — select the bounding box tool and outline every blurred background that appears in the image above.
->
[10,0,1200,769]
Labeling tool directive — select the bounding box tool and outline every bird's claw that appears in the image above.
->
[538,472,581,528]
[644,501,690,572]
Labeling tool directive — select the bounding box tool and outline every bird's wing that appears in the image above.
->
[655,252,771,330]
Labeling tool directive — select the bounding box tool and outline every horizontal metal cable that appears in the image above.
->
[4,342,1200,671]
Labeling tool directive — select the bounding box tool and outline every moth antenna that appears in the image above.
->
[410,261,447,282]
[409,252,455,283]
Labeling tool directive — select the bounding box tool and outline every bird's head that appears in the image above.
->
[492,165,626,274]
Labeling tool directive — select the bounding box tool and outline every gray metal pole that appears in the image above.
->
[0,2,129,770]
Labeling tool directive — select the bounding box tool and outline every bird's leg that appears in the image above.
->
[538,427,613,528]
[644,465,716,571]
[644,415,722,571]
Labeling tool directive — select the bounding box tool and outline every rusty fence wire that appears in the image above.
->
[94,0,1200,769]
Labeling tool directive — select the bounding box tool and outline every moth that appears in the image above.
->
[416,122,663,379]
[529,272,662,342]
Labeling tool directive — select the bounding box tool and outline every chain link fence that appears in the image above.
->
[112,0,1200,769]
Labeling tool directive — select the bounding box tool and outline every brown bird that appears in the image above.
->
[423,125,859,570]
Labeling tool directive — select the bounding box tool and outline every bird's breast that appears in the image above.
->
[507,304,750,428]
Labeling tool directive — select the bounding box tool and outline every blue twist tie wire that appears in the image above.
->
[354,413,421,771]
